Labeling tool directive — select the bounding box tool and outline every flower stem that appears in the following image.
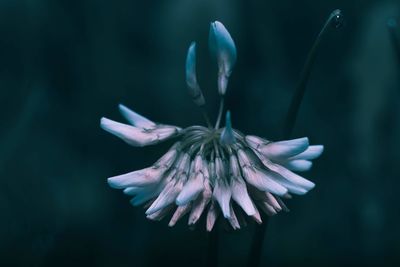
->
[283,9,343,138]
[202,107,213,129]
[247,9,343,267]
[214,98,225,129]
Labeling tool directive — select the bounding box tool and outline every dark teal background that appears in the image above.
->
[1,0,399,266]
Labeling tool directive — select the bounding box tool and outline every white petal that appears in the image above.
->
[107,167,164,189]
[123,186,142,195]
[245,135,269,149]
[101,117,178,147]
[213,158,231,218]
[239,164,288,196]
[146,205,174,221]
[290,145,324,160]
[176,173,204,206]
[192,155,203,173]
[260,137,309,159]
[168,204,191,227]
[236,149,253,167]
[151,125,182,138]
[214,157,226,178]
[145,180,183,215]
[256,168,289,196]
[188,181,212,225]
[251,205,262,224]
[118,104,156,128]
[229,154,241,177]
[228,204,240,230]
[203,160,210,180]
[213,178,232,219]
[280,159,313,172]
[254,150,315,191]
[206,201,220,232]
[130,172,173,206]
[265,193,282,212]
[231,176,256,216]
[154,144,180,168]
[176,153,191,176]
[262,170,309,195]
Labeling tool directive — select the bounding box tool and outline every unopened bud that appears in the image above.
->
[185,42,205,106]
[220,111,236,145]
[209,21,237,95]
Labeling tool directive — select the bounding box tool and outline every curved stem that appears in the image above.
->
[247,9,343,267]
[283,9,343,138]
[214,98,225,129]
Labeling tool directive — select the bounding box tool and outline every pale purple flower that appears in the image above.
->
[101,21,323,231]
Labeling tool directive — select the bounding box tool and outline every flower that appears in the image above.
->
[101,21,323,231]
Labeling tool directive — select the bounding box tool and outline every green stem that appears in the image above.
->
[214,98,225,129]
[247,9,343,267]
[202,107,213,129]
[283,9,343,138]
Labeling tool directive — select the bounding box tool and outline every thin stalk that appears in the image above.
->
[283,9,343,138]
[202,106,213,129]
[214,98,225,129]
[247,9,343,267]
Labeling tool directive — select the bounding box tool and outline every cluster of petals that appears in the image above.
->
[101,105,323,231]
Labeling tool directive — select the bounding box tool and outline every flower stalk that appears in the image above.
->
[214,98,225,129]
[248,9,343,267]
[283,9,343,138]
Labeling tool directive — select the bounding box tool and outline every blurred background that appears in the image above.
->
[1,0,400,266]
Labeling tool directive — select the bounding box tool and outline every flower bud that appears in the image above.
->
[209,21,237,95]
[185,42,205,106]
[220,111,236,145]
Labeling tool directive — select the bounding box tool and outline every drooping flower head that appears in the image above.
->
[101,21,323,231]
